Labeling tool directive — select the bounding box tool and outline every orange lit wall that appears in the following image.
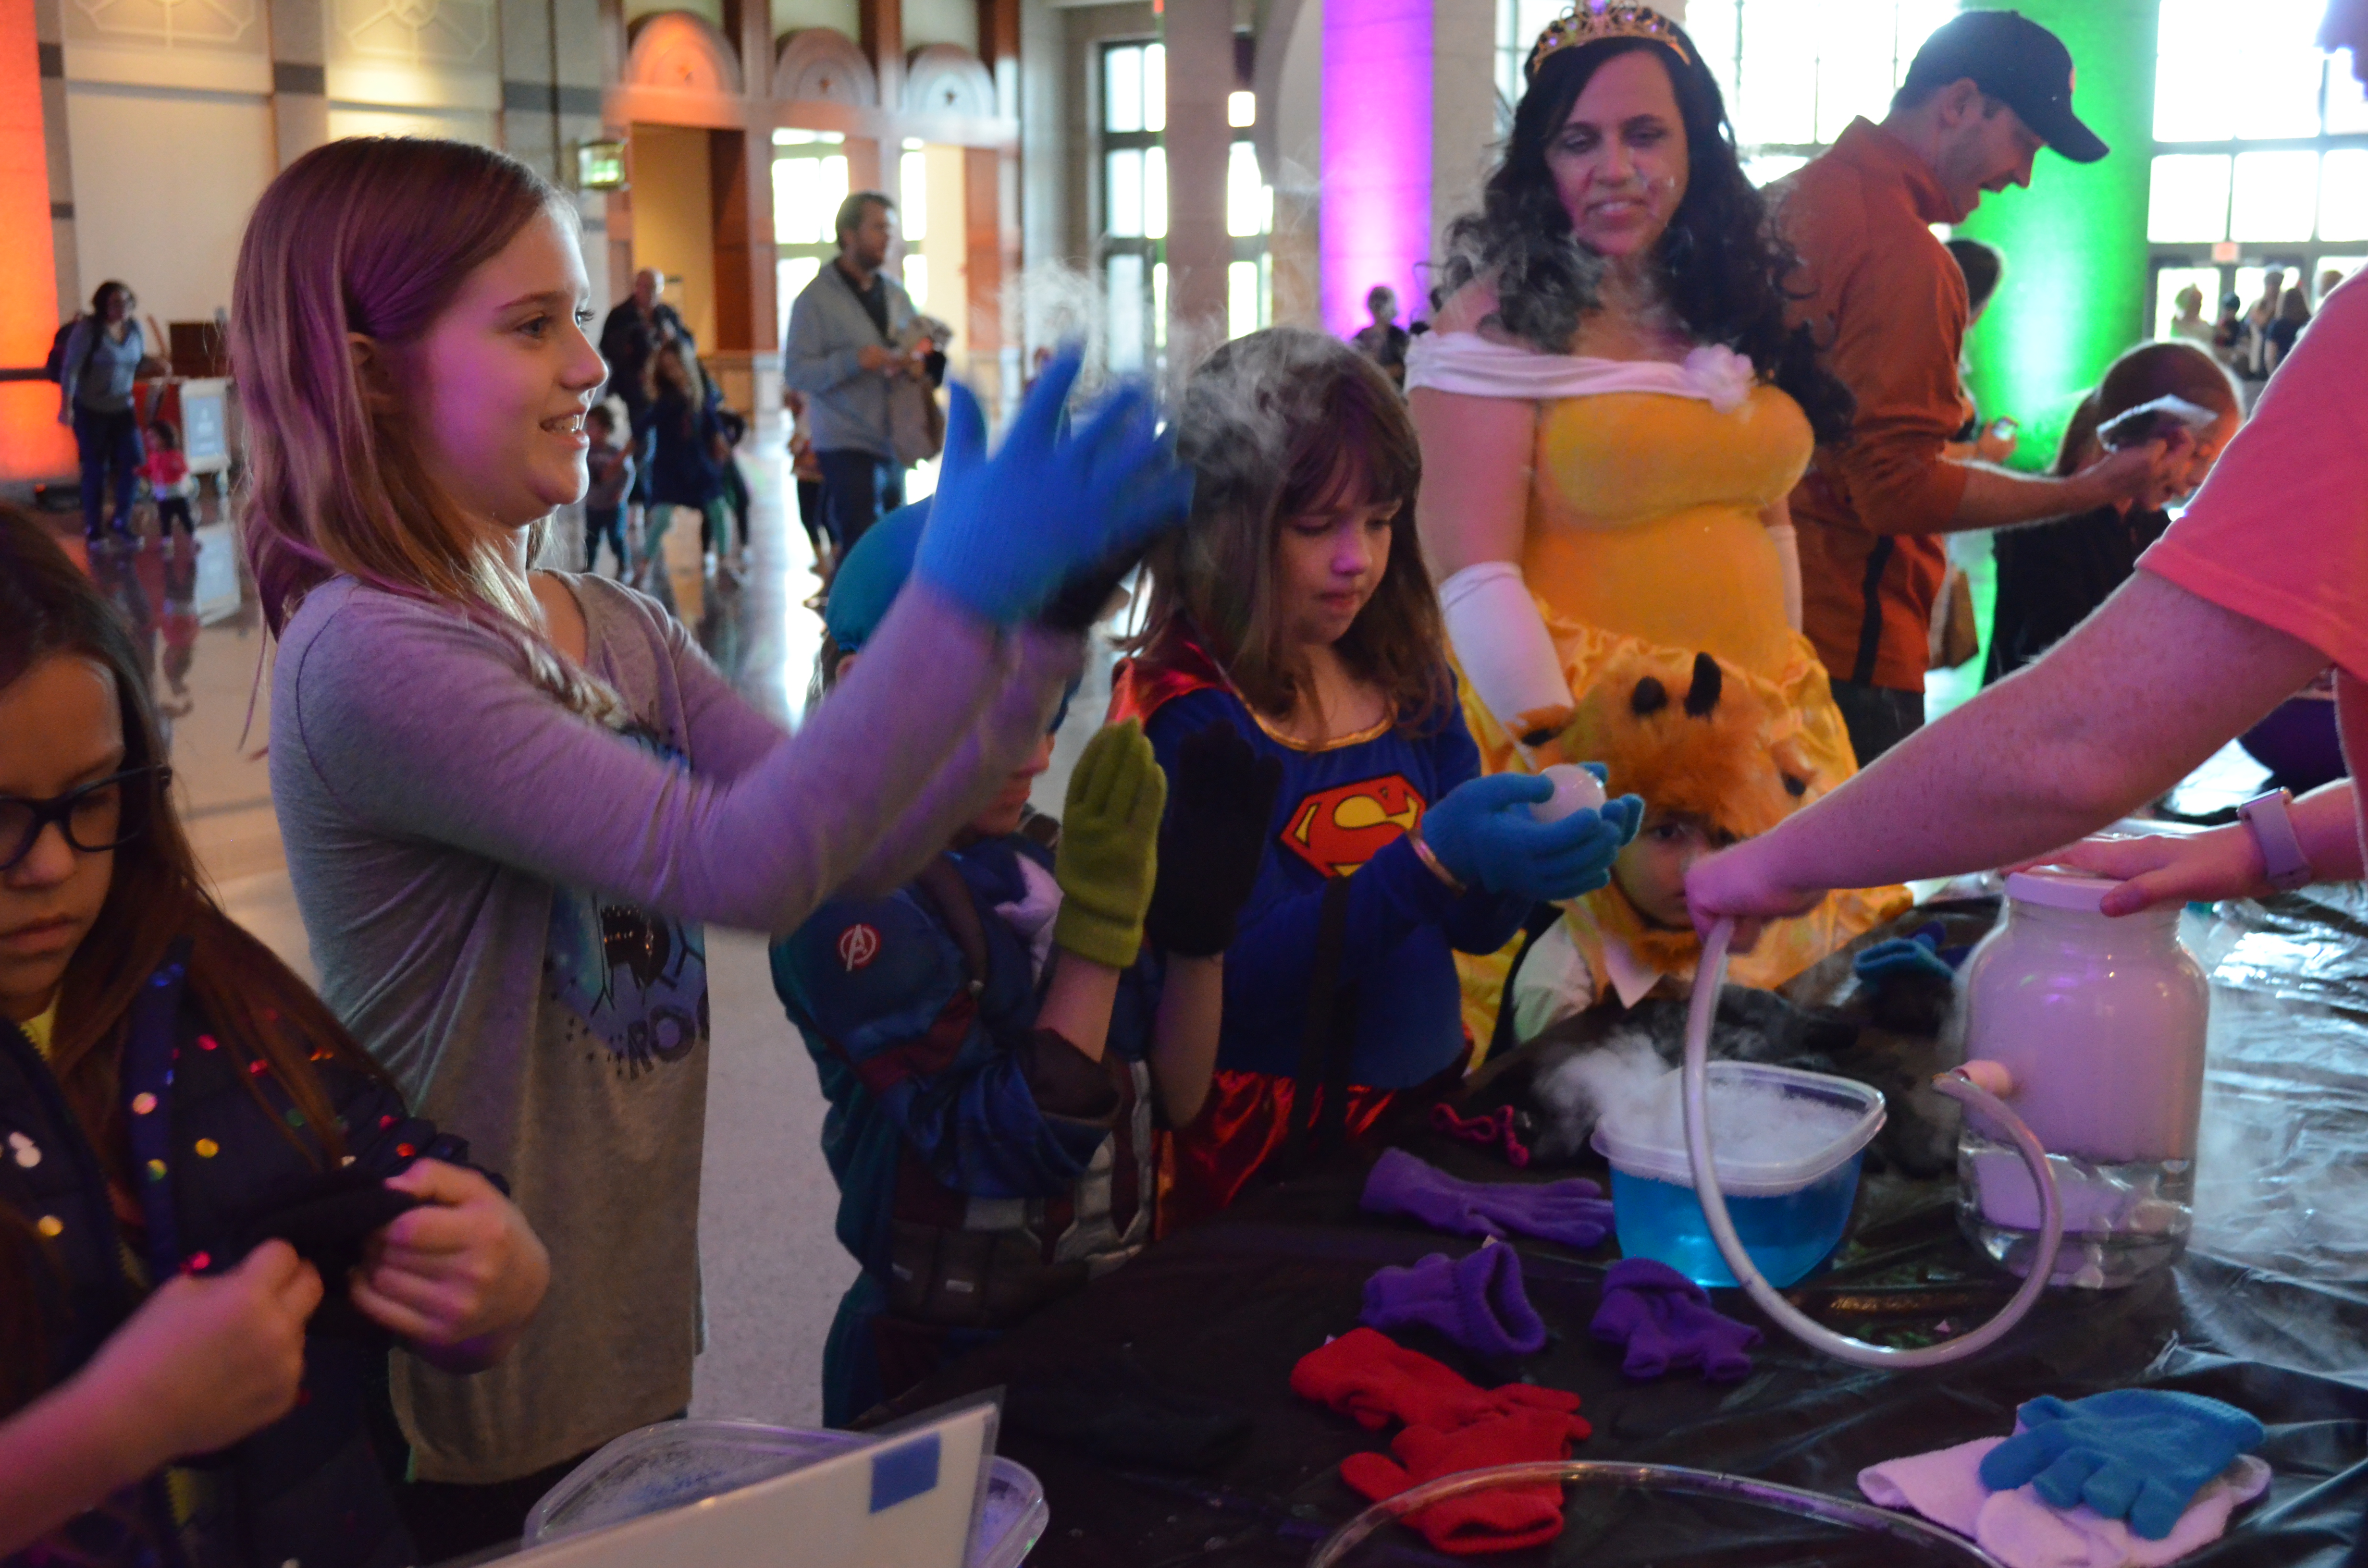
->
[0,8,74,483]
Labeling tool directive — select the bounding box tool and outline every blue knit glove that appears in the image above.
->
[1417,773,1640,902]
[1852,922,1968,986]
[913,348,1193,626]
[1976,1390,2264,1540]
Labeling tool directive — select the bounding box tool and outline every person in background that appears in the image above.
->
[646,342,737,579]
[2319,265,2347,304]
[580,401,633,579]
[1679,0,2368,951]
[1941,237,2018,466]
[774,502,1263,1424]
[784,386,831,591]
[2232,268,2286,401]
[232,136,1187,1558]
[56,282,168,551]
[2168,283,2213,346]
[1350,285,1410,391]
[1773,10,2178,764]
[2211,290,2246,368]
[783,192,934,555]
[138,419,199,558]
[1984,341,2241,686]
[1119,329,1640,1229]
[596,270,682,547]
[2263,285,2312,376]
[0,509,548,1568]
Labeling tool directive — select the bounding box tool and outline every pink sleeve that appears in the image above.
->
[2140,276,2368,682]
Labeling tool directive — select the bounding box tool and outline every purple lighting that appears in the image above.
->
[1321,0,1432,337]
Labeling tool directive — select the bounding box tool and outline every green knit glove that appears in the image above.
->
[1052,719,1167,969]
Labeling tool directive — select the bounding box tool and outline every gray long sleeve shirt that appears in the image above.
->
[271,571,1076,1481]
[780,258,915,458]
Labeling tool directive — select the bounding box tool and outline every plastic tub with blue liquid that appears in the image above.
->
[1591,1062,1886,1288]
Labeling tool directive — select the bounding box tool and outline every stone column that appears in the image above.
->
[1162,0,1232,347]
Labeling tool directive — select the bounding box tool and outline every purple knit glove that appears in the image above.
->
[1361,1244,1548,1360]
[1362,1148,1613,1250]
[1589,1258,1762,1382]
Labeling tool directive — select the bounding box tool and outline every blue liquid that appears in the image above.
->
[1608,1155,1866,1288]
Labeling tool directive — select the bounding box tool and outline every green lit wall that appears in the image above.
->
[1955,0,2159,473]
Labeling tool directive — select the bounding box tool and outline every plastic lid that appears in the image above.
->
[1589,1062,1885,1197]
[2002,866,2118,912]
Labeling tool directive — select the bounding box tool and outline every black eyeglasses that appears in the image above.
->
[0,766,170,872]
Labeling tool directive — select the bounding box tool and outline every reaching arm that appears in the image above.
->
[2023,780,2362,916]
[1685,571,2329,936]
[832,627,1084,903]
[1411,387,1571,748]
[289,577,1011,935]
[1147,955,1223,1127]
[1762,498,1802,632]
[1934,442,2185,534]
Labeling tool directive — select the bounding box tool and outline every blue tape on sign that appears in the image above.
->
[868,1433,941,1514]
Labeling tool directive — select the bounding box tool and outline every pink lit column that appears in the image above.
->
[1320,0,1434,337]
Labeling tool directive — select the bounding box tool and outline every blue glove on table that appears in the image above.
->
[913,348,1193,626]
[1976,1390,2264,1541]
[1852,922,1969,987]
[1417,774,1643,903]
[1362,1148,1613,1250]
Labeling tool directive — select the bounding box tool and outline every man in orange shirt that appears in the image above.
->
[1775,10,2181,764]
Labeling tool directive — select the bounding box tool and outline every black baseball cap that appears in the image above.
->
[1902,9,2108,164]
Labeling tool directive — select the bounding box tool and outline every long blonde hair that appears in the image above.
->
[232,136,621,722]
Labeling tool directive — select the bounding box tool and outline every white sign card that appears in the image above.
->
[493,1400,995,1568]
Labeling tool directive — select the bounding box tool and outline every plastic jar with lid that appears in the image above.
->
[1955,864,2208,1288]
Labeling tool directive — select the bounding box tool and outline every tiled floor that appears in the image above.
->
[60,419,1109,1431]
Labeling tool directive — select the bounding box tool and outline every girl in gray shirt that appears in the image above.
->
[234,137,1184,1555]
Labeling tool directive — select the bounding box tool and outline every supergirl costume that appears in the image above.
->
[1112,636,1532,1231]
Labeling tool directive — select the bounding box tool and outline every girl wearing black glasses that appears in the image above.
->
[0,508,549,1568]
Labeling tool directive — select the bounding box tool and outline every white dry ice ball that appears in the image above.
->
[1531,763,1607,823]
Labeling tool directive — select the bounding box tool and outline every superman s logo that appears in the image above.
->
[1282,774,1426,877]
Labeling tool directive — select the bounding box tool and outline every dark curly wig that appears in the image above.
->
[1433,31,1855,445]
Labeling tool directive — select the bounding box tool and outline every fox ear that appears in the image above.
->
[1683,653,1722,718]
[1632,677,1669,717]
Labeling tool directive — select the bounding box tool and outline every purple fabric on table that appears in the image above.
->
[1361,1147,1613,1250]
[1361,1244,1549,1360]
[1589,1257,1761,1382]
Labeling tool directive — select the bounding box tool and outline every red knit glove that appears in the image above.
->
[1292,1328,1588,1433]
[1339,1406,1592,1556]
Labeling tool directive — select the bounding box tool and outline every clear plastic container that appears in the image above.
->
[1591,1062,1886,1288]
[522,1418,1049,1568]
[1957,866,2209,1289]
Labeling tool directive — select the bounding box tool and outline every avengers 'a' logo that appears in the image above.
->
[1281,774,1426,877]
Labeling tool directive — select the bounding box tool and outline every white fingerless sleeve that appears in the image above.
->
[1766,522,1803,633]
[1438,561,1573,743]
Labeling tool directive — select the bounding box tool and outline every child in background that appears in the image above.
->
[773,504,1272,1423]
[138,419,198,558]
[232,136,1183,1556]
[1115,329,1640,1230]
[1985,341,2238,686]
[580,401,633,578]
[0,509,548,1568]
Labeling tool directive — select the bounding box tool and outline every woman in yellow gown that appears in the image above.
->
[1411,3,1904,1029]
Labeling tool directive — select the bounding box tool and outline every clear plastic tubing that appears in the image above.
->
[1681,918,2064,1369]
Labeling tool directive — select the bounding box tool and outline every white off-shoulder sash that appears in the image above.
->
[1405,330,1758,413]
